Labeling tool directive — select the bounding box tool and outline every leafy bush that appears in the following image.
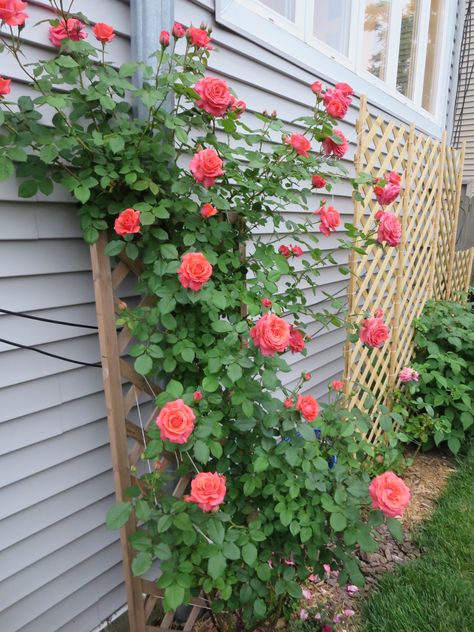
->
[394,296,474,454]
[0,4,409,629]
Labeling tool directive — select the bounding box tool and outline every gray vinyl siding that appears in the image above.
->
[0,2,131,631]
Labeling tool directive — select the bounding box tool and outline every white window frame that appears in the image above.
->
[215,0,458,137]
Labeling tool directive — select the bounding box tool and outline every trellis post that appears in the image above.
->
[427,130,447,299]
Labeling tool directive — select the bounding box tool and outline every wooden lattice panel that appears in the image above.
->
[433,145,466,300]
[344,97,465,443]
[91,233,206,632]
[450,248,474,299]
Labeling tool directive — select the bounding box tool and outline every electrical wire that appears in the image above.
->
[0,336,102,368]
[0,307,99,330]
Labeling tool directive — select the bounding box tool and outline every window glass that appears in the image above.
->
[396,0,421,98]
[313,0,351,55]
[363,0,391,81]
[422,0,443,112]
[258,0,295,21]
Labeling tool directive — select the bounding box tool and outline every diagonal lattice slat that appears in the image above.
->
[344,96,468,443]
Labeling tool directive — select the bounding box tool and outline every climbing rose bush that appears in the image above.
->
[0,5,410,628]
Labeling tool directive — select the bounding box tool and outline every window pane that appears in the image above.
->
[258,0,296,21]
[313,0,352,55]
[422,0,443,112]
[363,0,391,80]
[396,0,421,98]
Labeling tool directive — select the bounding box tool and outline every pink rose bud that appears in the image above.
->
[159,30,170,47]
[312,174,326,188]
[200,203,218,218]
[172,22,186,38]
[278,245,291,258]
[0,76,11,96]
[303,372,312,381]
[283,398,293,409]
[193,391,203,402]
[331,380,344,391]
[291,245,303,256]
[311,81,323,94]
[261,298,272,308]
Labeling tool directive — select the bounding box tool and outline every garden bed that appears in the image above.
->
[193,448,456,632]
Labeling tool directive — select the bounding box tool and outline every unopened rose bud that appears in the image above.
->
[271,110,277,118]
[303,372,311,381]
[262,298,272,308]
[262,110,268,117]
[193,391,203,402]
[159,30,170,47]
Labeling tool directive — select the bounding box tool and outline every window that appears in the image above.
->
[227,0,454,122]
[313,0,352,56]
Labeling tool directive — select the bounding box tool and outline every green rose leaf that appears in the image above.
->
[106,501,132,529]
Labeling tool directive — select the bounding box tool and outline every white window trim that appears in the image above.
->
[215,0,458,138]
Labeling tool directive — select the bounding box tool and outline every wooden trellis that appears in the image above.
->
[91,233,206,632]
[344,96,469,442]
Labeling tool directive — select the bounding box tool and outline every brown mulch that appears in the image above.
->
[193,449,456,631]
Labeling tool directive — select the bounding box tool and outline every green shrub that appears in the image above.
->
[394,296,474,454]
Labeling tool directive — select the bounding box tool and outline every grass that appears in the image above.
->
[360,443,474,632]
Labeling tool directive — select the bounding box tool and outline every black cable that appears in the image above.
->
[0,307,99,330]
[452,0,473,148]
[0,337,102,368]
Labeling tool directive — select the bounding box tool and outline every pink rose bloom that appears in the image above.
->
[159,30,170,47]
[289,326,305,353]
[189,148,224,187]
[0,0,28,26]
[229,95,246,117]
[311,81,323,94]
[156,399,195,444]
[194,76,232,117]
[299,609,309,621]
[322,129,349,158]
[185,472,226,511]
[376,210,402,246]
[49,18,87,47]
[284,133,311,158]
[250,313,291,356]
[346,584,359,594]
[332,380,344,391]
[374,183,400,206]
[200,203,218,218]
[172,22,186,38]
[93,23,115,43]
[387,171,401,185]
[296,394,319,422]
[315,205,341,237]
[187,26,212,49]
[312,174,326,188]
[114,208,141,236]
[178,252,213,291]
[369,471,411,517]
[283,398,293,409]
[261,298,272,308]
[335,82,354,97]
[399,367,419,383]
[308,574,319,583]
[323,88,350,119]
[359,315,389,348]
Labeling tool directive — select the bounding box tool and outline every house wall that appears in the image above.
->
[0,2,131,632]
[0,1,456,631]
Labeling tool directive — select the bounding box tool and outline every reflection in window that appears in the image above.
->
[422,0,443,112]
[258,0,295,21]
[396,0,420,98]
[313,0,351,55]
[363,0,391,80]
